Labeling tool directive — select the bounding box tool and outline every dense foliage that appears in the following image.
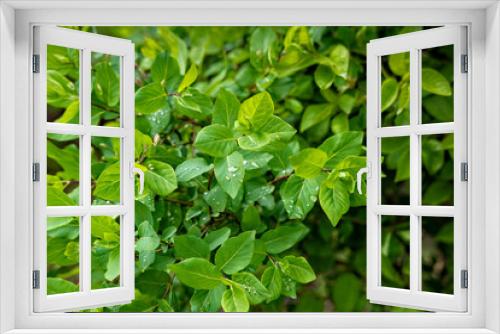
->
[45,26,455,312]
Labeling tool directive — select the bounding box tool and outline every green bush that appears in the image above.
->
[45,26,454,312]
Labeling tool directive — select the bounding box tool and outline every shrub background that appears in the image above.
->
[45,26,455,312]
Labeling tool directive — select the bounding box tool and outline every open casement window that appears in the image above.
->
[363,26,468,312]
[33,26,136,312]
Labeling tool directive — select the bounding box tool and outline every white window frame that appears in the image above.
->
[0,1,499,333]
[32,26,136,312]
[366,26,468,312]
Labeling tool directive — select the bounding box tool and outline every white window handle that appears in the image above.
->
[131,163,145,195]
[356,165,370,194]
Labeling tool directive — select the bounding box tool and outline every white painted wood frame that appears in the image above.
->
[366,26,468,312]
[32,26,135,312]
[0,1,498,333]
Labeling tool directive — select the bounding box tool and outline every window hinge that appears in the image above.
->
[32,270,40,289]
[32,162,40,182]
[32,54,40,73]
[461,162,468,182]
[461,54,468,73]
[461,269,468,289]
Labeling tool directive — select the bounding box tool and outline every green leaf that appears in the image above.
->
[46,70,78,108]
[158,299,175,312]
[319,180,350,226]
[174,234,210,259]
[300,103,335,133]
[261,266,282,301]
[214,151,245,199]
[249,27,277,71]
[204,227,231,251]
[93,162,120,202]
[135,221,160,270]
[144,160,178,196]
[238,92,274,130]
[280,273,297,299]
[159,28,188,74]
[203,185,228,214]
[173,88,213,120]
[92,216,120,240]
[331,113,349,133]
[241,205,266,233]
[253,115,296,143]
[279,256,316,283]
[381,78,399,112]
[213,88,240,128]
[290,148,328,178]
[47,277,78,295]
[314,65,335,90]
[232,272,270,305]
[47,237,77,265]
[135,230,160,252]
[423,95,453,122]
[221,284,249,312]
[105,248,120,281]
[47,141,79,179]
[332,273,362,311]
[215,231,255,274]
[237,133,271,151]
[330,44,350,78]
[175,158,213,182]
[423,181,453,205]
[388,52,410,76]
[168,258,223,289]
[177,64,198,93]
[422,67,452,96]
[190,284,226,312]
[136,270,168,298]
[276,44,316,77]
[319,131,363,168]
[280,175,321,220]
[47,187,76,206]
[64,241,79,262]
[395,148,410,181]
[241,151,273,170]
[338,94,355,114]
[194,124,237,157]
[422,138,444,175]
[135,82,168,115]
[261,223,309,254]
[151,51,182,91]
[55,100,79,124]
[93,62,120,107]
[135,129,153,160]
[285,98,303,114]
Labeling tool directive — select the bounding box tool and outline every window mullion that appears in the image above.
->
[80,48,92,293]
[409,48,422,292]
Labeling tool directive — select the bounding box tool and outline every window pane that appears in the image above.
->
[91,52,121,127]
[46,45,80,124]
[422,217,454,294]
[421,45,454,124]
[380,137,410,205]
[91,136,121,205]
[91,216,121,290]
[421,134,454,206]
[380,52,410,127]
[381,215,410,289]
[47,216,80,295]
[47,134,80,206]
